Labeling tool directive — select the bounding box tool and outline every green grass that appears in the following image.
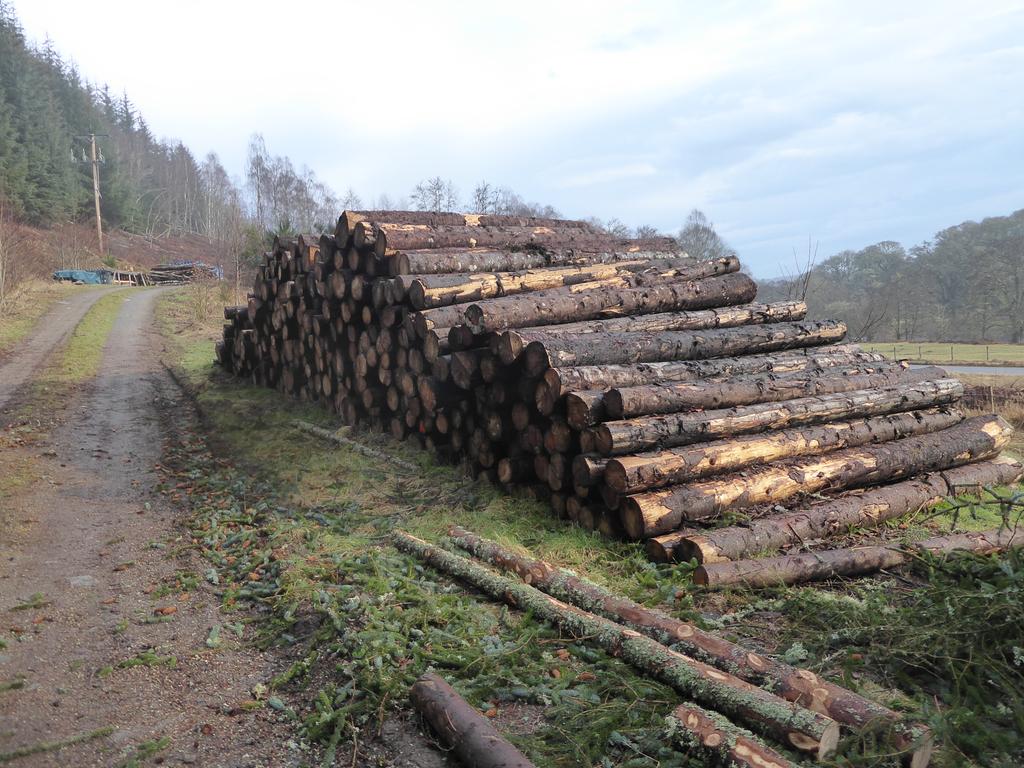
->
[863,342,1024,366]
[155,287,1024,767]
[52,289,130,383]
[118,737,170,768]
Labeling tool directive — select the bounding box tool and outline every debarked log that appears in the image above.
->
[651,456,1024,563]
[619,415,1012,539]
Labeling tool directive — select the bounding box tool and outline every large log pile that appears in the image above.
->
[216,211,1019,570]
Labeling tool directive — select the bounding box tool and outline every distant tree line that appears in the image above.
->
[761,209,1024,343]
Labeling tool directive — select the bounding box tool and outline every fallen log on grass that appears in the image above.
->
[651,456,1024,563]
[694,525,1024,588]
[620,414,1012,538]
[292,420,418,471]
[410,672,536,768]
[393,531,840,758]
[446,526,932,761]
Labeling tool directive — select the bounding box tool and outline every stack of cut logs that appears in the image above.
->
[217,211,1021,575]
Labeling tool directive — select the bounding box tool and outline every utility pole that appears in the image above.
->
[76,132,108,254]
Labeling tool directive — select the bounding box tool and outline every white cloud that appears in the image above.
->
[14,0,1024,276]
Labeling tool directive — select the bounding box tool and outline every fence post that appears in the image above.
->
[950,345,954,362]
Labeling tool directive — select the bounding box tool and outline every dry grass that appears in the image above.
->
[0,279,89,356]
[958,374,1024,458]
[176,279,243,330]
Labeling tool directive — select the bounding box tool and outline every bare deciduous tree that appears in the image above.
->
[677,209,734,260]
[411,177,459,213]
[341,188,362,210]
[471,181,494,214]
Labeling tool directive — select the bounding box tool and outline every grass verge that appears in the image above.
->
[156,287,1024,767]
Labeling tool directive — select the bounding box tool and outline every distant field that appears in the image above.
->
[863,341,1024,365]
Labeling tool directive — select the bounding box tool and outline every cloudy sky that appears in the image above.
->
[16,0,1024,276]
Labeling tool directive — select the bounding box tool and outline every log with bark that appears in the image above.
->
[414,262,740,339]
[401,258,698,308]
[593,378,964,456]
[602,407,965,493]
[388,246,677,276]
[336,210,468,243]
[446,526,932,761]
[695,525,1024,588]
[373,221,675,258]
[602,365,946,422]
[535,345,887,414]
[650,456,1023,563]
[410,672,537,768]
[496,301,808,364]
[566,363,912,429]
[619,414,1012,539]
[523,320,848,377]
[392,531,841,757]
[463,270,756,334]
[666,704,797,768]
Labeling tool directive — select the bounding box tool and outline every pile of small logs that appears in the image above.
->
[148,261,219,284]
[216,211,1021,573]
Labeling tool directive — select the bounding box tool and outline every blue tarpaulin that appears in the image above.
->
[52,269,110,284]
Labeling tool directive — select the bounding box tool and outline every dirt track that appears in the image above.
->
[0,288,110,412]
[0,289,297,766]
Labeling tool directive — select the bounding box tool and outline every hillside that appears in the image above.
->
[761,208,1024,344]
